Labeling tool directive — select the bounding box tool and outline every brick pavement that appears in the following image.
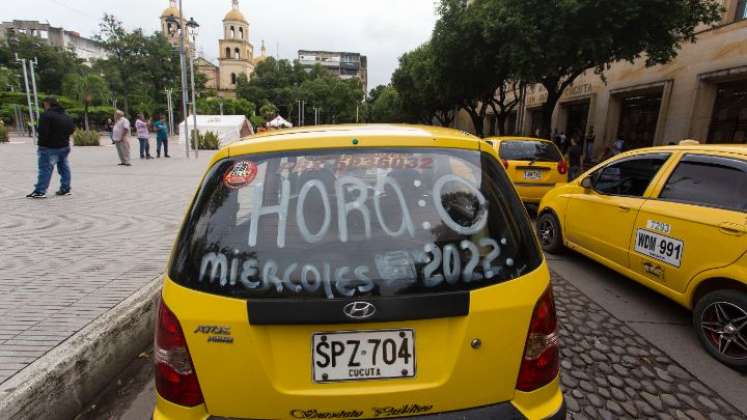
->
[553,274,744,420]
[0,137,213,384]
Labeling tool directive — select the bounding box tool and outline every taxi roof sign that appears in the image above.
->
[679,139,701,145]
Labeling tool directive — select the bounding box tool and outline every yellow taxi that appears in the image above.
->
[484,137,568,204]
[154,125,566,419]
[536,142,747,370]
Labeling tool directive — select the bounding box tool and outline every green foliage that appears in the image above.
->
[0,33,84,95]
[0,66,19,92]
[194,130,220,150]
[196,97,256,119]
[72,129,100,146]
[259,103,278,121]
[366,85,403,123]
[62,73,111,130]
[0,121,8,142]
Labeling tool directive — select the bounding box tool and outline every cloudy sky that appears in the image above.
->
[1,0,439,89]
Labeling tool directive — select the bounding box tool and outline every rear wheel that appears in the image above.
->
[693,289,747,371]
[536,212,564,254]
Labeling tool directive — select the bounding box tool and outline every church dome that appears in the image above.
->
[224,0,248,23]
[161,0,181,18]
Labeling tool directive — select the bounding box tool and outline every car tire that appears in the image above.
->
[693,289,747,371]
[536,212,564,254]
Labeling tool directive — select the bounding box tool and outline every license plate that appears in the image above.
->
[312,329,415,382]
[524,169,542,180]
[634,229,684,268]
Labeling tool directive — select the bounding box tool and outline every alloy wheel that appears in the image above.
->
[700,301,747,359]
[538,218,556,248]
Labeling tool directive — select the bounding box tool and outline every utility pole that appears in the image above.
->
[187,17,200,158]
[302,100,305,126]
[356,104,359,123]
[177,0,190,158]
[16,55,36,142]
[219,101,223,116]
[29,57,40,120]
[165,88,175,137]
[297,100,301,127]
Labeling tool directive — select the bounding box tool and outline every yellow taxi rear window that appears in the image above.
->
[169,148,541,299]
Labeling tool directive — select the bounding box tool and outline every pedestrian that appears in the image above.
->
[26,96,75,198]
[558,132,568,154]
[105,118,114,144]
[585,128,596,163]
[552,129,560,145]
[153,115,170,158]
[112,110,132,166]
[567,137,583,181]
[135,113,153,159]
[613,136,625,155]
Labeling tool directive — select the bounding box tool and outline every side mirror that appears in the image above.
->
[581,176,593,190]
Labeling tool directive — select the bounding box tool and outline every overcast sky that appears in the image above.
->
[1,0,439,89]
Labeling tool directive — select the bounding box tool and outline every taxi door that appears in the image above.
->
[564,153,672,268]
[630,153,747,295]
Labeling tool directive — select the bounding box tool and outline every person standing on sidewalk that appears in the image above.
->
[153,115,170,158]
[567,137,583,181]
[112,110,132,166]
[26,96,75,198]
[135,113,153,159]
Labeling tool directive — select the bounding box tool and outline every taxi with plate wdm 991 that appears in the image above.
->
[484,137,568,204]
[154,125,566,419]
[537,140,747,370]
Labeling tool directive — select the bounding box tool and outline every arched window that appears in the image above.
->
[234,48,240,59]
[238,27,244,39]
[231,73,237,85]
[230,26,235,38]
[167,23,173,34]
[225,47,231,58]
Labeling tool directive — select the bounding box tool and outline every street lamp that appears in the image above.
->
[186,17,200,158]
[166,12,191,158]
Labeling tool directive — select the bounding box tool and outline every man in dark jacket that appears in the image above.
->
[26,96,76,198]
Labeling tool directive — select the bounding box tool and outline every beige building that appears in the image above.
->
[160,0,267,98]
[455,0,747,157]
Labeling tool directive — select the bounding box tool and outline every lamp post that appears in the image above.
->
[166,11,190,158]
[186,17,200,158]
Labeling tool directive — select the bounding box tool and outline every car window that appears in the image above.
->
[169,148,542,300]
[659,154,747,212]
[591,153,670,197]
[499,141,562,162]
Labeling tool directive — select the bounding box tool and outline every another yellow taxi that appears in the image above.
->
[485,137,568,204]
[537,142,747,370]
[153,125,566,419]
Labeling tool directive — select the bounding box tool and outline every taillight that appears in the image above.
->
[154,300,204,406]
[516,288,560,392]
[501,159,510,169]
[557,160,568,175]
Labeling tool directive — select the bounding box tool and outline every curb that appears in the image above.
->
[0,276,162,420]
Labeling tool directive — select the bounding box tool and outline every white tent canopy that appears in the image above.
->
[268,115,293,128]
[177,115,254,146]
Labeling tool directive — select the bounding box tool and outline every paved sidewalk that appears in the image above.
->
[0,137,212,384]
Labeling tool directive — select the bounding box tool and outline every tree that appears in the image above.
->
[431,0,520,137]
[236,57,307,122]
[391,43,457,126]
[62,73,110,130]
[480,0,723,138]
[367,85,403,123]
[0,66,19,92]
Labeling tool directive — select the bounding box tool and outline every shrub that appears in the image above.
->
[193,130,220,150]
[72,129,100,146]
[0,123,8,143]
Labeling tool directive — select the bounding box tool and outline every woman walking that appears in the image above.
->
[135,113,153,159]
[153,115,170,158]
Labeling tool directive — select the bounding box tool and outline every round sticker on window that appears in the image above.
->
[223,161,257,189]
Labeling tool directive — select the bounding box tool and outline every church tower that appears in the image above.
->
[160,0,189,49]
[218,0,254,96]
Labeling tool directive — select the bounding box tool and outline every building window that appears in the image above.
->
[234,48,240,59]
[737,0,747,21]
[230,26,235,38]
[617,93,662,150]
[708,79,747,144]
[231,73,237,85]
[239,27,244,39]
[225,47,231,58]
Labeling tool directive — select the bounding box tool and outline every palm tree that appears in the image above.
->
[63,73,110,131]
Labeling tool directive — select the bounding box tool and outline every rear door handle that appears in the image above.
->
[618,206,631,212]
[719,222,747,236]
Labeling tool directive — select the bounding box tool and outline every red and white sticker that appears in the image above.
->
[223,161,257,189]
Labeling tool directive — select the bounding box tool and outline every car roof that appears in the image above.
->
[484,136,554,144]
[625,143,747,157]
[217,124,484,163]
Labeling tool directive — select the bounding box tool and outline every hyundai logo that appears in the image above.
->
[343,301,376,320]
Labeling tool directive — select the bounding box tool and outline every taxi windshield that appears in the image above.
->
[500,141,562,162]
[169,148,541,299]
